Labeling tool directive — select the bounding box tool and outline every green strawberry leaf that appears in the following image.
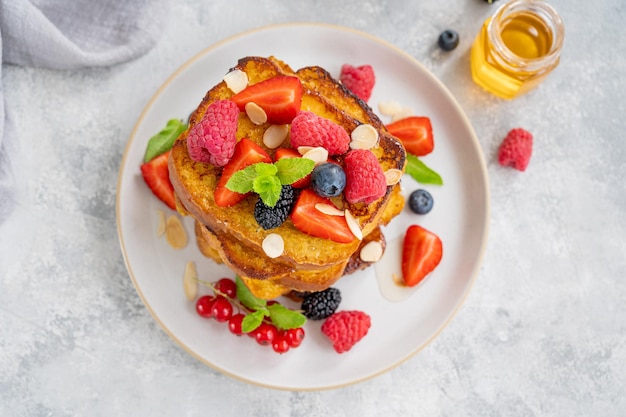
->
[405,153,443,185]
[275,158,315,185]
[242,310,266,333]
[225,165,258,194]
[235,276,267,311]
[143,119,187,162]
[253,175,282,207]
[267,303,307,330]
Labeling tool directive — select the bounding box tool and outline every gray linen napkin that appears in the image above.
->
[0,0,169,224]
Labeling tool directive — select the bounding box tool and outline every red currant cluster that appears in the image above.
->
[194,277,305,354]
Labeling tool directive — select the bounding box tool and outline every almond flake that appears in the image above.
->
[156,209,166,237]
[344,210,363,240]
[165,215,187,249]
[378,100,404,116]
[301,147,329,166]
[350,124,379,150]
[384,168,403,186]
[245,102,267,125]
[263,124,289,149]
[183,261,198,301]
[359,241,384,263]
[391,107,414,123]
[262,233,284,259]
[297,146,315,155]
[223,69,248,94]
[315,203,345,216]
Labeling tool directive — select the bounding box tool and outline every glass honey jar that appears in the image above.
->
[470,0,565,99]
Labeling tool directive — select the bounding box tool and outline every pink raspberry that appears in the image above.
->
[289,111,350,155]
[339,64,375,102]
[187,100,239,166]
[497,128,533,171]
[343,149,387,204]
[321,311,371,353]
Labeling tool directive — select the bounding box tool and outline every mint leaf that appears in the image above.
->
[253,175,282,207]
[405,153,443,185]
[254,162,278,177]
[226,165,257,194]
[267,303,307,330]
[235,276,267,310]
[242,310,266,333]
[275,158,315,185]
[143,119,187,162]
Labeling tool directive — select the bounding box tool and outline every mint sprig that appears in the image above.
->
[405,153,443,185]
[143,119,187,162]
[226,158,314,207]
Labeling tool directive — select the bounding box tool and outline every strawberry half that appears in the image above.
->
[231,76,303,125]
[274,147,312,188]
[140,150,176,210]
[401,225,443,287]
[386,116,434,156]
[290,189,355,244]
[214,138,271,207]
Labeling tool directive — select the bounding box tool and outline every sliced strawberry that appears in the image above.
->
[231,76,303,125]
[214,138,271,207]
[386,116,434,156]
[401,225,443,287]
[290,189,355,244]
[140,150,176,210]
[274,147,311,188]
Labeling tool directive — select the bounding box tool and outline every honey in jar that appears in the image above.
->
[471,0,565,99]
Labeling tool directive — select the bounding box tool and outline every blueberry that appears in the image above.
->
[438,30,459,51]
[408,189,434,215]
[311,163,346,198]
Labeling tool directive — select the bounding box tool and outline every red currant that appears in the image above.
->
[210,296,233,322]
[214,278,237,298]
[252,323,278,346]
[228,313,245,335]
[272,335,290,354]
[195,295,215,318]
[284,327,305,348]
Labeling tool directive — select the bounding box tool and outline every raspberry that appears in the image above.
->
[339,64,375,102]
[497,128,533,171]
[321,311,371,353]
[301,287,342,320]
[187,99,239,166]
[289,111,350,155]
[343,149,387,204]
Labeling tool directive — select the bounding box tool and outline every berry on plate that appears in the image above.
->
[254,185,297,230]
[231,76,303,125]
[497,128,533,171]
[401,225,443,287]
[408,189,434,215]
[339,64,375,102]
[187,99,239,166]
[140,150,176,210]
[343,149,387,204]
[321,310,371,353]
[385,116,434,157]
[290,189,356,243]
[438,29,460,51]
[301,287,342,320]
[310,162,346,198]
[289,110,351,155]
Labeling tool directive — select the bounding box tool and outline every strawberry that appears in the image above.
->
[401,225,443,287]
[274,148,312,188]
[140,150,176,210]
[290,189,355,244]
[231,76,303,125]
[385,116,434,156]
[214,138,271,207]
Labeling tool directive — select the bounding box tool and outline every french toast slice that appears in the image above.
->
[169,56,406,297]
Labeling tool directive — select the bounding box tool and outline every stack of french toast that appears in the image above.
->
[168,56,406,299]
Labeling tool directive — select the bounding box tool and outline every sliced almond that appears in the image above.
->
[263,124,289,149]
[344,210,363,240]
[262,233,284,259]
[360,241,384,263]
[183,261,198,301]
[297,146,315,155]
[156,209,166,237]
[315,203,345,216]
[165,215,187,249]
[384,168,403,186]
[301,147,329,166]
[391,107,414,123]
[245,102,267,125]
[223,69,248,94]
[350,124,379,150]
[378,100,404,116]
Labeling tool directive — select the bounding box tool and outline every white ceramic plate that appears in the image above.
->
[116,23,489,391]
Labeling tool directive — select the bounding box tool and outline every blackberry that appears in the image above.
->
[301,288,342,320]
[254,185,297,230]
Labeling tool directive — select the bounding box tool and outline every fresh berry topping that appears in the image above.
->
[290,189,356,243]
[497,128,533,171]
[310,163,346,198]
[284,327,305,348]
[251,322,278,346]
[339,64,376,102]
[385,116,434,156]
[228,313,246,336]
[289,111,351,155]
[274,148,312,188]
[210,296,233,322]
[140,150,176,210]
[231,76,303,125]
[401,225,443,287]
[187,100,239,166]
[321,311,371,353]
[343,149,387,204]
[438,30,460,51]
[254,185,297,230]
[214,277,237,298]
[408,189,434,215]
[214,138,272,207]
[271,335,291,354]
[195,295,215,318]
[301,288,342,320]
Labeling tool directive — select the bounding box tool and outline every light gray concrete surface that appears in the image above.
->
[1,0,625,415]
